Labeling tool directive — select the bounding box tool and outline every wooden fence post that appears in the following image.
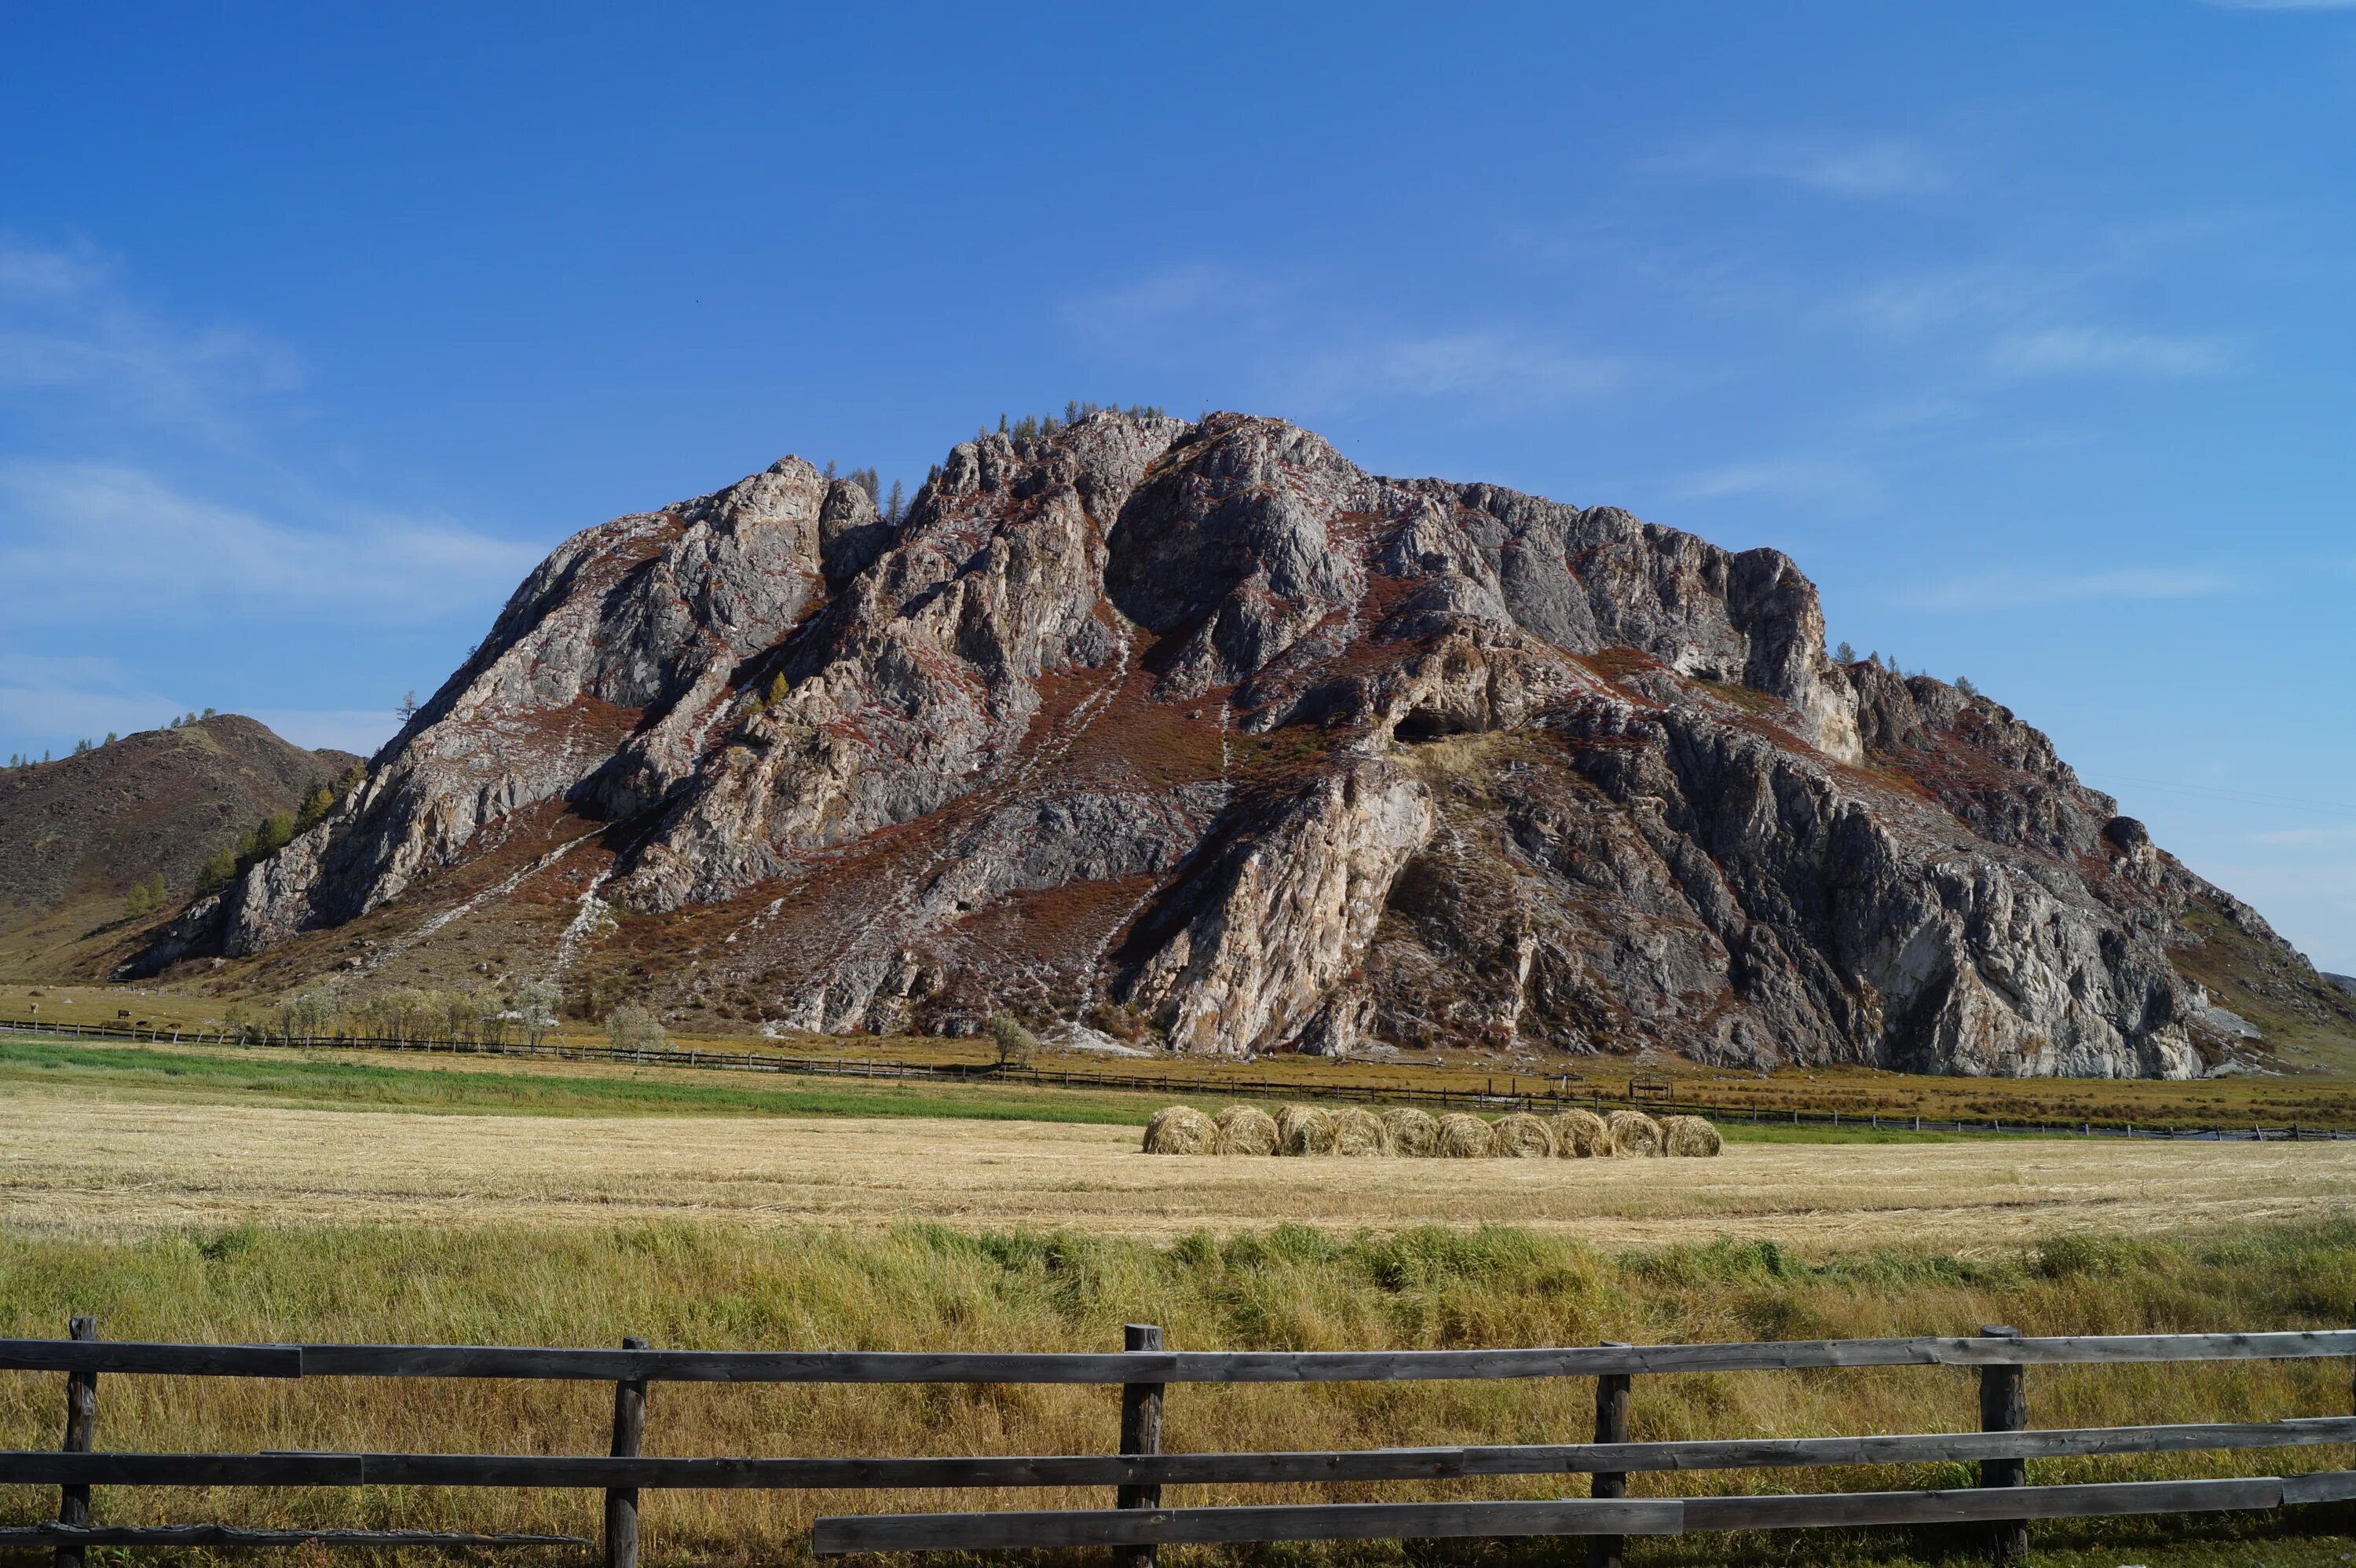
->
[1588,1343,1632,1568]
[605,1336,648,1568]
[1115,1323,1165,1568]
[1978,1323,2028,1566]
[54,1314,97,1568]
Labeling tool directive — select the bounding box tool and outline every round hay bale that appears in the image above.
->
[1434,1113,1496,1159]
[1660,1114,1723,1157]
[1381,1106,1440,1157]
[1275,1104,1336,1157]
[1141,1105,1218,1155]
[1549,1109,1612,1158]
[1329,1107,1393,1157]
[1213,1105,1279,1157]
[1604,1109,1664,1157]
[1491,1111,1556,1158]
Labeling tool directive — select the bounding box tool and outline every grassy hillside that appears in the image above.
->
[0,715,359,981]
[0,1219,2351,1566]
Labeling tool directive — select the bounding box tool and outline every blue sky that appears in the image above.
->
[2,3,2351,969]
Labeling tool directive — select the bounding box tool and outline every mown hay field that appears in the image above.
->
[4,1096,2354,1245]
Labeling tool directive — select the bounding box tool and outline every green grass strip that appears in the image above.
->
[0,1035,1168,1125]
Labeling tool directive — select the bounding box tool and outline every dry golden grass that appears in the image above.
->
[1212,1105,1278,1157]
[6,1097,2354,1247]
[1608,1108,1666,1157]
[1,1215,2353,1568]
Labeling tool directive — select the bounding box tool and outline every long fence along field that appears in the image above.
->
[8,1322,2356,1566]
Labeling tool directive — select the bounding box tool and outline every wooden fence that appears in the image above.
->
[5,1321,2355,1565]
[5,1015,2349,1142]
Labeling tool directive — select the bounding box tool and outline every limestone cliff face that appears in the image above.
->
[132,411,2356,1078]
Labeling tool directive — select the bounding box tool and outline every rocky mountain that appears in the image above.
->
[1,716,359,980]
[129,412,2356,1077]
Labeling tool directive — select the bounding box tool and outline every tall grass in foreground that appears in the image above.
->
[1,1221,2352,1566]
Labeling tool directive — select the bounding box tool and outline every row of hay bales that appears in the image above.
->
[1142,1104,1721,1158]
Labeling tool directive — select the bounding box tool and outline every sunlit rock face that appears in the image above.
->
[142,411,2354,1079]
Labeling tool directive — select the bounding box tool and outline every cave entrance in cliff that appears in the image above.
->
[1394,709,1476,744]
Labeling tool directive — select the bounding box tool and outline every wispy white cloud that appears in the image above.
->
[1986,326,2241,378]
[0,236,301,441]
[1840,265,2069,338]
[0,239,108,299]
[1644,136,1949,198]
[1833,257,2245,382]
[1670,455,1883,512]
[1066,263,1631,415]
[2250,824,2356,846]
[0,461,539,623]
[1060,263,1289,353]
[1292,331,1630,409]
[1900,565,2244,609]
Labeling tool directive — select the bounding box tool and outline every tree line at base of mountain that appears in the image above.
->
[227,978,565,1048]
[218,985,683,1058]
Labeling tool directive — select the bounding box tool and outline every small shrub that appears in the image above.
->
[990,1013,1038,1069]
[605,1004,667,1052]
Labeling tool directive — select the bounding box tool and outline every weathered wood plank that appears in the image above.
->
[2281,1470,2356,1505]
[9,1331,2345,1384]
[54,1314,97,1568]
[18,1328,2337,1375]
[1979,1324,2029,1566]
[8,1420,2354,1490]
[1681,1475,2288,1531]
[1115,1325,1164,1568]
[0,1526,585,1548]
[813,1475,2303,1554]
[813,1497,1686,1553]
[1588,1355,1631,1568]
[0,1341,300,1378]
[605,1336,647,1568]
[1933,1332,2356,1368]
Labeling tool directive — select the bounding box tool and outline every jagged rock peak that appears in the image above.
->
[130,411,2356,1080]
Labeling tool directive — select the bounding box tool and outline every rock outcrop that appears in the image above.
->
[128,412,2356,1077]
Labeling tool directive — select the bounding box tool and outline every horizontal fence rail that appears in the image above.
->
[4,1015,2347,1141]
[8,1331,2356,1383]
[5,1321,2356,1566]
[0,1527,589,1548]
[812,1474,2356,1555]
[11,1416,2356,1490]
